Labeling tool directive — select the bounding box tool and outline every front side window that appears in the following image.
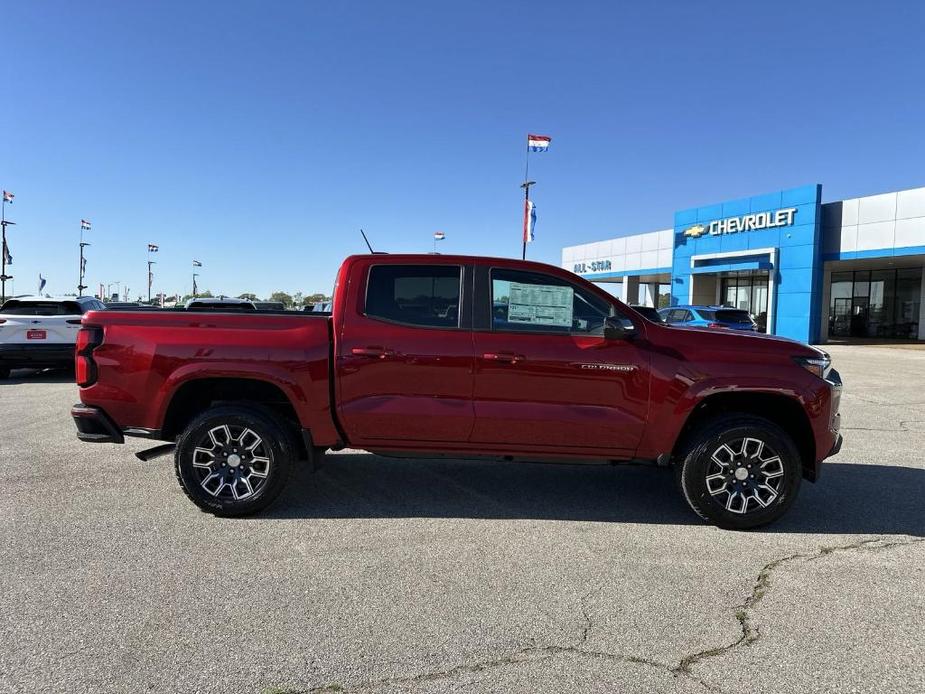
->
[365,265,461,328]
[490,268,616,335]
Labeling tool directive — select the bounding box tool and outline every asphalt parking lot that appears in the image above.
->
[1,345,923,694]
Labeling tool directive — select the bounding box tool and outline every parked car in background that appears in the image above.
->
[105,302,159,310]
[71,254,842,529]
[658,305,758,331]
[629,305,664,323]
[253,301,286,311]
[303,301,332,313]
[0,296,105,378]
[184,297,256,311]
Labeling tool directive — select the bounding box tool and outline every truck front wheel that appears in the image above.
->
[174,405,296,516]
[675,415,802,530]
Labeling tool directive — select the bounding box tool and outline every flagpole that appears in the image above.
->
[523,135,529,260]
[520,180,535,261]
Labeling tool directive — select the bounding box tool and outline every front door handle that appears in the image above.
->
[351,346,395,359]
[482,351,525,364]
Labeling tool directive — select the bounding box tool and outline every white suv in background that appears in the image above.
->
[0,296,105,378]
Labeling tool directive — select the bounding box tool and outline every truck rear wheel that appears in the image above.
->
[675,415,802,530]
[174,404,295,516]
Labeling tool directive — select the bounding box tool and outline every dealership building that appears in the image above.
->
[561,183,925,343]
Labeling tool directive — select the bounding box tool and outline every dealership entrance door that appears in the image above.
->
[690,269,772,333]
[720,271,771,332]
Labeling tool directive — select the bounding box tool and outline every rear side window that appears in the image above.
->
[365,265,461,328]
[716,309,754,324]
[0,300,81,315]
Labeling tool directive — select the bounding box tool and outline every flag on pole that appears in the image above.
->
[433,232,445,241]
[80,256,87,275]
[39,275,47,293]
[2,239,11,265]
[193,260,202,267]
[527,134,551,152]
[80,219,91,230]
[523,200,536,244]
[3,191,14,204]
[148,244,159,252]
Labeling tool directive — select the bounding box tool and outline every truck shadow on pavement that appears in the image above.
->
[268,454,924,536]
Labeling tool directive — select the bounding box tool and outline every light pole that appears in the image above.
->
[78,219,91,295]
[1,191,14,303]
[146,244,159,302]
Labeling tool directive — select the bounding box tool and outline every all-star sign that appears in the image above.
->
[684,207,798,238]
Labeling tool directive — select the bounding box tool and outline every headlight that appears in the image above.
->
[793,354,831,379]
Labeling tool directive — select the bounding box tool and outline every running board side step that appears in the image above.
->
[135,443,176,462]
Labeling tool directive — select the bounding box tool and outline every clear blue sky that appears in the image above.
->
[2,1,924,300]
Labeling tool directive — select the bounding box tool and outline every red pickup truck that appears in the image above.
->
[71,254,842,529]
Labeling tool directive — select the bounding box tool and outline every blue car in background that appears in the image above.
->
[657,305,758,331]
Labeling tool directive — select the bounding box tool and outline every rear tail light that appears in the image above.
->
[75,326,103,387]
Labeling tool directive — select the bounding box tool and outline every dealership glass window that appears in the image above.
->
[491,268,619,334]
[365,265,461,328]
[828,268,921,339]
[657,284,671,308]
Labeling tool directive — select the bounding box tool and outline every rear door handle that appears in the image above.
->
[482,351,525,364]
[351,346,395,359]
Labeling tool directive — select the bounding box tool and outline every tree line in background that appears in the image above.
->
[239,291,330,308]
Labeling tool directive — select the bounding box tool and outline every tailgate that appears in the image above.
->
[0,316,81,344]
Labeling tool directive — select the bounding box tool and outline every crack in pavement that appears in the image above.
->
[286,535,923,694]
[674,535,925,680]
[303,587,715,694]
[842,419,925,432]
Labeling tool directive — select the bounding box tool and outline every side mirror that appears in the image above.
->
[604,316,636,340]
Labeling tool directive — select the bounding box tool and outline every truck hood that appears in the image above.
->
[646,322,823,359]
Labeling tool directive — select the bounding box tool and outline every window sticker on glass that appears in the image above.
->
[507,282,574,327]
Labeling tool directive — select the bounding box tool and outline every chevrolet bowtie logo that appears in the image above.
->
[683,224,707,238]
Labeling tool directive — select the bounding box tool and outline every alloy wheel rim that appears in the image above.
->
[705,437,785,515]
[192,424,271,501]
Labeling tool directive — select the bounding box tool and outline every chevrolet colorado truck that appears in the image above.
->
[71,254,842,529]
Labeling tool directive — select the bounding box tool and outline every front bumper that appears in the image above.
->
[71,404,124,444]
[0,343,75,368]
[829,431,843,457]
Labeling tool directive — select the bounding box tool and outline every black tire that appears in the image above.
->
[174,404,296,517]
[675,415,802,530]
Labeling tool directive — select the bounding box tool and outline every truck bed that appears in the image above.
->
[80,309,341,444]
